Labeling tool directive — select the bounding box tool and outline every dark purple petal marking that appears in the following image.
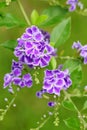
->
[13,77,21,85]
[48,101,55,107]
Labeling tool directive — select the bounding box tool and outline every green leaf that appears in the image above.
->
[50,57,57,70]
[0,13,26,28]
[0,40,17,50]
[71,65,82,88]
[0,2,6,8]
[82,100,87,110]
[50,17,71,47]
[36,15,48,26]
[31,10,48,26]
[41,6,68,27]
[31,10,39,25]
[64,117,80,129]
[63,59,81,74]
[62,100,77,111]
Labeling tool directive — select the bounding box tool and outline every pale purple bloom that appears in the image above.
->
[4,73,12,88]
[14,25,56,68]
[72,41,87,64]
[66,0,78,11]
[72,41,82,50]
[42,66,72,95]
[66,0,83,11]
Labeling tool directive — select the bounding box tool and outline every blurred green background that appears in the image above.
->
[0,0,87,130]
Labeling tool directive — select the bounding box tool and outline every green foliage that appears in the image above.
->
[0,2,6,8]
[31,10,48,26]
[41,6,68,27]
[62,100,77,111]
[0,13,26,28]
[64,117,80,129]
[50,17,71,47]
[82,100,87,111]
[50,57,57,69]
[63,59,82,88]
[31,10,39,25]
[71,65,82,88]
[36,15,48,26]
[0,1,87,130]
[0,40,17,50]
[63,59,81,74]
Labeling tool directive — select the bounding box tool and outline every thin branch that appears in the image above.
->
[63,90,87,130]
[17,0,31,26]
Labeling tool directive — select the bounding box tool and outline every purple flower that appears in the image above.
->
[3,60,33,91]
[4,73,12,88]
[72,41,82,50]
[72,41,87,64]
[22,74,32,88]
[66,0,83,11]
[14,25,56,68]
[12,60,23,70]
[66,0,78,11]
[36,91,43,98]
[42,66,72,95]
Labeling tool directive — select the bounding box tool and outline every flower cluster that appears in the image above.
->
[66,0,83,11]
[72,41,87,64]
[42,66,72,96]
[3,26,56,91]
[14,25,56,68]
[4,60,32,92]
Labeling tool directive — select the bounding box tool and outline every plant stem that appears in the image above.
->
[17,0,31,26]
[59,56,77,60]
[63,90,87,130]
[30,117,50,130]
[1,93,17,119]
